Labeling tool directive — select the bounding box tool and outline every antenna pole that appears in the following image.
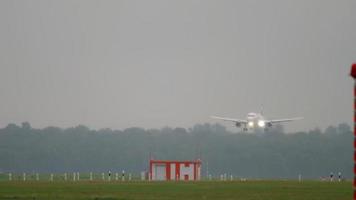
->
[349,63,356,198]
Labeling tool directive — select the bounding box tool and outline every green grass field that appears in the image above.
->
[0,180,351,200]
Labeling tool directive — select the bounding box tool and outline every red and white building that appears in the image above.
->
[149,159,201,181]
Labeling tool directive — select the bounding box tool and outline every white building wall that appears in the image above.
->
[180,163,194,180]
[197,165,201,180]
[170,163,176,180]
[153,164,166,181]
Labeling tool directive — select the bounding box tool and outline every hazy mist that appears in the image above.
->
[0,0,355,132]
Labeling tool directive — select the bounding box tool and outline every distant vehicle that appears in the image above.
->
[211,112,303,131]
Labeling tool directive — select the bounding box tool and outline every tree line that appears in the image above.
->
[0,122,352,179]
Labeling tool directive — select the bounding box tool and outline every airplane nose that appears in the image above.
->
[258,120,265,127]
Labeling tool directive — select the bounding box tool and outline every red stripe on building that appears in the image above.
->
[176,163,180,180]
[149,160,153,181]
[166,163,171,181]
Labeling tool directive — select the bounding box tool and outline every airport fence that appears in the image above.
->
[0,172,142,182]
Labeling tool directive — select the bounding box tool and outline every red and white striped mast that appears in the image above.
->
[350,63,356,199]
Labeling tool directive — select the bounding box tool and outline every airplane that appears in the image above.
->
[211,112,303,131]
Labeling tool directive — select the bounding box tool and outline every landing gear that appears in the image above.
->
[243,128,248,131]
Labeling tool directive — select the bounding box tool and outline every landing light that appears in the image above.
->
[248,121,254,127]
[258,120,265,127]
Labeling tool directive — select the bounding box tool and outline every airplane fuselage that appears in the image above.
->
[243,112,270,130]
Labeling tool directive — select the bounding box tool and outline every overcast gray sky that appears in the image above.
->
[0,0,355,132]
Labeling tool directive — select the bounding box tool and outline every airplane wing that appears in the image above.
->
[210,116,248,124]
[267,117,303,124]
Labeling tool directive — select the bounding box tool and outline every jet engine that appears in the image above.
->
[235,122,241,127]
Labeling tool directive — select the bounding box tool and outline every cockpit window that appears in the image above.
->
[247,113,256,117]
